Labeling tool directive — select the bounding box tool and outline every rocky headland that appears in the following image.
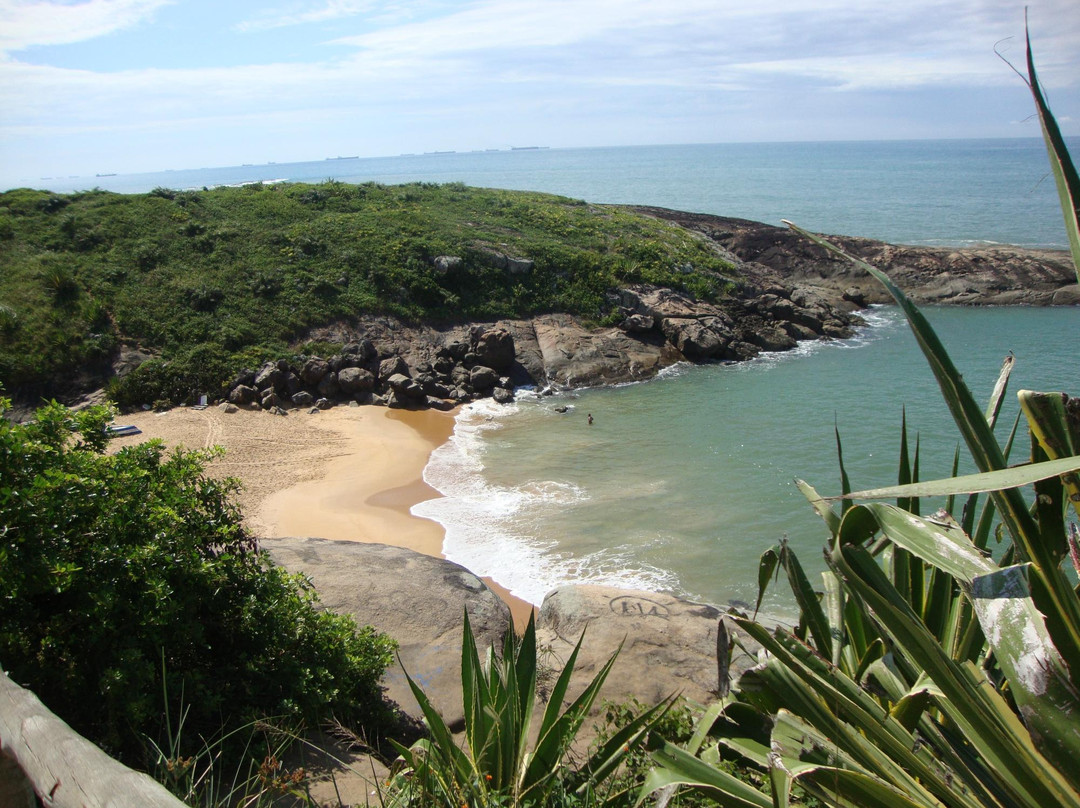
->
[212,208,1077,414]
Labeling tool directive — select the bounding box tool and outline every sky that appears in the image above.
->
[1,0,1078,187]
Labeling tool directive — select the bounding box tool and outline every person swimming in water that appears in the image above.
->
[587,413,593,425]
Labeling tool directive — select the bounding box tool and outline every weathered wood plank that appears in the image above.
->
[0,667,187,808]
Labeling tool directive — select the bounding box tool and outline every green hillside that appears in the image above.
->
[0,181,735,402]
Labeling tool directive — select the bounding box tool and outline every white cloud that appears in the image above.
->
[0,0,171,54]
[236,0,379,33]
[1,0,1078,182]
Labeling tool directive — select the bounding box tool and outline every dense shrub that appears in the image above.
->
[0,182,738,404]
[0,399,396,763]
[106,342,234,408]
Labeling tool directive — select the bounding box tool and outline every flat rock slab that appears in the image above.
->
[536,585,761,709]
[263,537,511,729]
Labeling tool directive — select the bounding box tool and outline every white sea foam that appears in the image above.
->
[415,307,909,606]
[414,398,681,605]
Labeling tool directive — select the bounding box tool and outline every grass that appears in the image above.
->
[0,181,736,400]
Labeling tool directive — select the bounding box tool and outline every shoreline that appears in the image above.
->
[108,405,537,629]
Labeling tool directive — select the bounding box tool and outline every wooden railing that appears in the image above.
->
[0,666,187,808]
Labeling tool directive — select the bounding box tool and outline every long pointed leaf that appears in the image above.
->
[1026,17,1080,281]
[784,220,1080,675]
[639,740,772,808]
[832,541,1079,808]
[824,454,1080,501]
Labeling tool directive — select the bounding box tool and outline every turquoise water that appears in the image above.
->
[19,138,1078,249]
[414,306,1080,615]
[24,138,1078,610]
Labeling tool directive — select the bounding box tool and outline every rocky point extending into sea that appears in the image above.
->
[204,209,1077,416]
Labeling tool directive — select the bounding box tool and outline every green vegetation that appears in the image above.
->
[0,181,735,402]
[636,32,1080,808]
[638,230,1080,808]
[384,613,672,807]
[0,398,396,766]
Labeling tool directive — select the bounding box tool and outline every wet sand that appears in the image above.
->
[108,405,536,628]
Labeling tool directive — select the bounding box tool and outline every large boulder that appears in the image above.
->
[378,355,410,382]
[254,363,283,392]
[473,328,515,371]
[536,585,761,708]
[262,538,512,729]
[387,373,425,401]
[469,365,499,391]
[228,384,257,406]
[660,317,731,359]
[337,366,375,394]
[342,339,376,364]
[316,371,340,398]
[532,314,678,387]
[301,357,331,386]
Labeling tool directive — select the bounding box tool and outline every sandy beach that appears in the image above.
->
[108,404,535,627]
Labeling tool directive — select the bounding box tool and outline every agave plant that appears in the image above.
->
[386,611,672,807]
[638,29,1080,808]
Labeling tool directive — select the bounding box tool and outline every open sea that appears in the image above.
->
[26,138,1079,613]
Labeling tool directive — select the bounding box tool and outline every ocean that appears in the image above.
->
[22,138,1079,249]
[415,306,1078,616]
[24,138,1079,613]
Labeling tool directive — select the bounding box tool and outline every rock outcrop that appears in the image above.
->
[634,207,1078,307]
[132,210,1074,415]
[262,539,764,724]
[261,537,512,729]
[536,585,762,708]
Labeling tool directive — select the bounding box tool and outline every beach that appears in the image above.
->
[107,404,536,627]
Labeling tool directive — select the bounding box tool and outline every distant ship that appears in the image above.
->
[511,146,548,151]
[95,172,117,177]
[424,150,456,155]
[325,156,359,160]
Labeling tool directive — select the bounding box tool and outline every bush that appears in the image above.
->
[0,399,396,763]
[107,342,234,408]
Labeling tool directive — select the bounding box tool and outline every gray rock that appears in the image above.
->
[1052,284,1080,305]
[747,326,797,352]
[492,387,514,404]
[262,537,513,730]
[260,390,279,409]
[469,365,498,390]
[439,339,469,362]
[228,384,257,406]
[337,366,375,394]
[388,373,425,400]
[379,355,409,381]
[427,396,457,411]
[533,314,677,387]
[291,390,314,407]
[782,321,820,341]
[433,255,464,275]
[315,397,332,410]
[660,317,731,359]
[620,313,654,333]
[283,372,302,398]
[505,256,534,275]
[219,402,239,413]
[254,363,283,391]
[301,357,331,386]
[316,371,340,398]
[473,328,515,371]
[536,585,760,709]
